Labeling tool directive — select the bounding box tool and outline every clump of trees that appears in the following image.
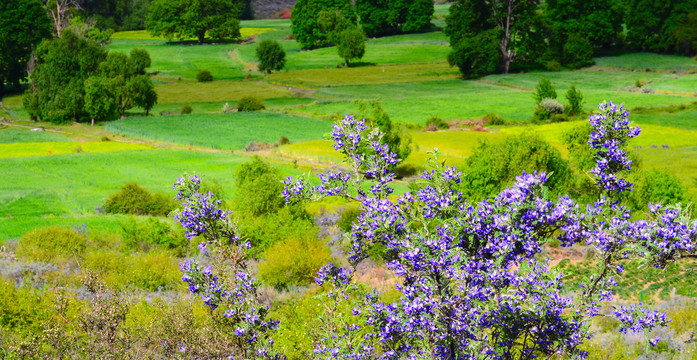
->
[146,0,241,44]
[354,0,434,37]
[24,29,156,124]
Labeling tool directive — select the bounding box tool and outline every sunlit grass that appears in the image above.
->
[105,113,332,150]
[0,129,72,143]
[155,80,293,103]
[0,141,151,158]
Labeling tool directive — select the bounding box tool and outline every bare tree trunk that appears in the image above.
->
[198,32,205,45]
[345,59,349,67]
[91,118,94,126]
[46,0,82,37]
[500,0,514,74]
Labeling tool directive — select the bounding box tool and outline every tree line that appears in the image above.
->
[445,0,697,77]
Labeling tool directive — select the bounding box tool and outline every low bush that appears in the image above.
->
[533,78,557,103]
[424,116,449,130]
[102,183,177,217]
[337,207,361,233]
[628,170,691,211]
[119,217,189,256]
[258,235,332,289]
[237,96,265,112]
[545,59,562,72]
[15,226,88,263]
[565,85,584,116]
[196,70,213,82]
[181,104,193,114]
[237,206,315,252]
[83,249,180,291]
[534,98,564,120]
[483,112,505,125]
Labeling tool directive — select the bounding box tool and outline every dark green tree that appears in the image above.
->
[446,0,540,75]
[533,78,557,103]
[447,29,501,79]
[96,50,157,117]
[256,40,286,73]
[562,32,594,69]
[0,0,52,94]
[544,0,623,54]
[354,0,433,37]
[625,0,697,55]
[291,0,356,49]
[146,0,241,44]
[25,29,108,123]
[129,48,151,74]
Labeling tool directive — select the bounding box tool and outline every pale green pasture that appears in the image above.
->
[267,62,459,87]
[155,81,293,104]
[0,129,71,143]
[0,141,151,158]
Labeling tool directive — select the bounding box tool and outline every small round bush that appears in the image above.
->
[103,183,177,216]
[16,226,88,263]
[545,60,562,72]
[196,70,213,82]
[258,235,331,288]
[540,98,564,115]
[425,116,449,130]
[256,39,286,74]
[181,104,193,114]
[237,96,265,112]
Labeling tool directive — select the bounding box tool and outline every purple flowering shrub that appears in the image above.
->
[173,174,283,359]
[279,103,697,359]
[172,102,696,359]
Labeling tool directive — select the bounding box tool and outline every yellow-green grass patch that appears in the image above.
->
[267,62,459,87]
[0,141,152,158]
[111,28,274,41]
[155,80,293,103]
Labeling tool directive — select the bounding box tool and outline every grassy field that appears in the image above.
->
[155,80,293,104]
[104,112,333,149]
[0,141,151,158]
[0,129,72,143]
[593,52,697,70]
[0,148,303,241]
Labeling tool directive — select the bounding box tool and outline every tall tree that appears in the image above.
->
[44,0,83,37]
[291,0,356,49]
[0,0,52,94]
[146,0,240,44]
[446,0,540,75]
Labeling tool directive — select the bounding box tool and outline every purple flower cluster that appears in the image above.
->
[278,104,690,359]
[614,303,671,342]
[587,101,641,194]
[172,175,280,359]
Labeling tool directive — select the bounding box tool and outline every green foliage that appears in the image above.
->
[258,235,332,288]
[233,157,284,217]
[129,48,151,75]
[337,207,361,233]
[15,226,89,263]
[0,0,52,92]
[565,85,585,116]
[196,70,213,82]
[544,0,623,52]
[425,116,450,130]
[354,0,434,37]
[237,95,265,112]
[628,170,691,211]
[84,76,119,123]
[237,206,315,251]
[545,60,562,72]
[291,0,356,49]
[83,249,180,290]
[26,30,108,123]
[256,39,286,73]
[484,112,505,126]
[0,278,51,333]
[533,78,558,103]
[146,0,241,44]
[461,134,572,201]
[447,29,501,79]
[537,98,565,119]
[102,183,177,216]
[357,100,412,162]
[626,0,697,55]
[335,25,366,67]
[181,104,193,114]
[119,217,189,255]
[563,33,594,69]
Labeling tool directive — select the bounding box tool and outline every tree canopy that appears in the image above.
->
[0,0,52,93]
[354,0,434,37]
[291,0,356,49]
[256,40,286,73]
[146,0,241,44]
